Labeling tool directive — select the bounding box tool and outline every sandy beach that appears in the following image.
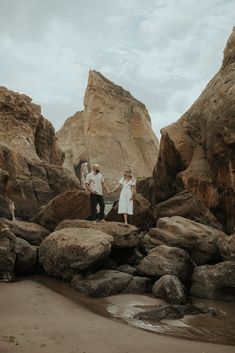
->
[0,279,234,353]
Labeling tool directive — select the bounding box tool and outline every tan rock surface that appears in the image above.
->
[56,70,159,186]
[39,227,113,277]
[0,87,80,220]
[151,28,235,233]
[56,219,139,248]
[35,190,91,231]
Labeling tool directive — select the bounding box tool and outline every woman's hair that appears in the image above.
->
[124,168,132,178]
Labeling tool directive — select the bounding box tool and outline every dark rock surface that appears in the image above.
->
[71,269,152,297]
[137,245,194,285]
[152,275,187,304]
[190,261,235,301]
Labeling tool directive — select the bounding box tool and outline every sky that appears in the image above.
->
[0,0,234,137]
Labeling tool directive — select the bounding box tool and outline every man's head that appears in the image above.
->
[92,164,101,173]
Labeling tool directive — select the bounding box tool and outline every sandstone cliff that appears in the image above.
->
[0,87,79,220]
[151,28,235,233]
[56,70,159,186]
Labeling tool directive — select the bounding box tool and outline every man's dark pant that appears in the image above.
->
[89,193,105,220]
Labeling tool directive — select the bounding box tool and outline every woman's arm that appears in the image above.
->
[110,183,121,193]
[130,185,135,200]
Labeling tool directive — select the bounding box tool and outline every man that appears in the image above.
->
[85,164,109,221]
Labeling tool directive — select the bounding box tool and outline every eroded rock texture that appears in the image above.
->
[0,87,79,220]
[56,70,159,186]
[151,29,235,233]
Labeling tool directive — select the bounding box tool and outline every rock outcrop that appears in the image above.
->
[56,70,159,187]
[0,87,79,220]
[151,28,235,233]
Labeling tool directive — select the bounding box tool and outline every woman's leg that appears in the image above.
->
[123,213,128,225]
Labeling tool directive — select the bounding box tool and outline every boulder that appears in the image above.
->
[35,190,91,231]
[148,216,226,265]
[218,234,235,260]
[137,245,194,285]
[71,270,151,297]
[39,227,113,277]
[138,232,165,254]
[56,219,139,248]
[190,261,235,301]
[0,86,80,220]
[152,275,187,304]
[117,264,137,275]
[0,218,49,245]
[153,191,223,231]
[56,70,159,188]
[0,222,16,281]
[134,303,216,322]
[105,193,155,229]
[14,237,38,274]
[151,29,235,233]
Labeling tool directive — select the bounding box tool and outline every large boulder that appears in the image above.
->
[39,227,113,277]
[151,29,235,233]
[71,270,152,297]
[14,237,38,274]
[35,190,90,231]
[0,86,80,220]
[56,219,139,248]
[153,191,223,231]
[190,261,235,301]
[0,218,49,245]
[56,70,159,188]
[148,216,226,265]
[105,193,155,229]
[218,234,235,261]
[0,222,16,281]
[137,245,194,285]
[152,275,187,304]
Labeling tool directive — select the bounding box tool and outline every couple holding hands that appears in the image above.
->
[85,164,136,225]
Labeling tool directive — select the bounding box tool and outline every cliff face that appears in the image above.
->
[56,70,159,185]
[152,28,235,233]
[0,87,79,220]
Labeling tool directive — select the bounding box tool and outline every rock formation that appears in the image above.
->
[149,28,235,233]
[0,87,80,220]
[56,70,159,186]
[71,270,151,297]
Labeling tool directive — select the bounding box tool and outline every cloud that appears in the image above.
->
[0,0,234,136]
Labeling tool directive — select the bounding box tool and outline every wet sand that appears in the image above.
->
[0,279,234,353]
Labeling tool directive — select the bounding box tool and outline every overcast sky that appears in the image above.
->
[0,0,234,136]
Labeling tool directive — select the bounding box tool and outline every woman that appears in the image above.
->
[110,169,136,225]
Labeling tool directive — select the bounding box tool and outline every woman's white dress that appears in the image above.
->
[118,177,136,215]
